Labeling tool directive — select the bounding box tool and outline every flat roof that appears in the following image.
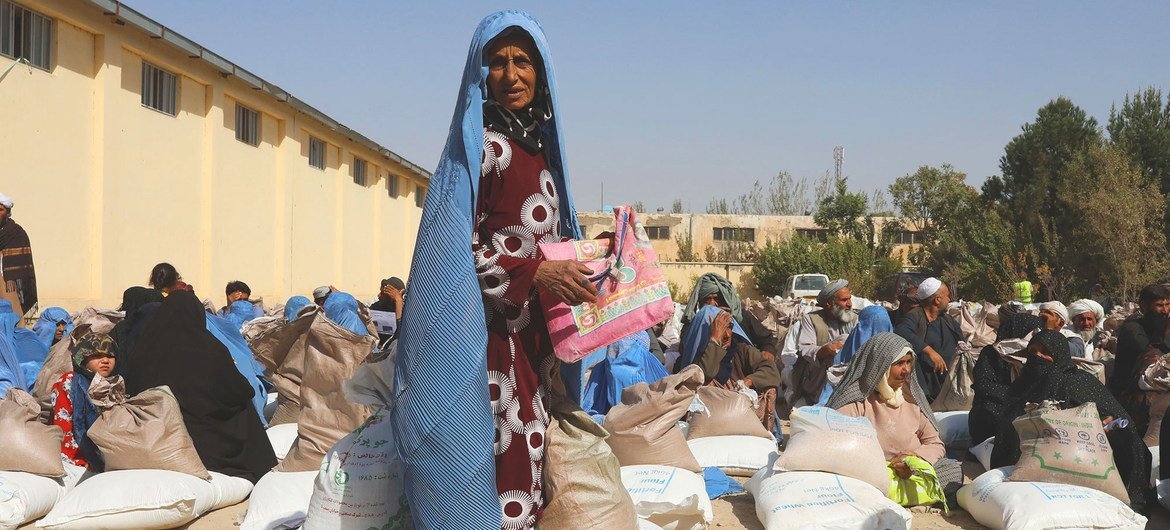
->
[86,0,432,181]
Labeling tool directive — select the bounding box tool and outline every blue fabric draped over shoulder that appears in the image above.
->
[814,305,892,406]
[390,11,580,530]
[283,296,312,321]
[679,304,753,370]
[582,336,668,420]
[32,307,73,349]
[0,300,28,393]
[206,313,269,425]
[224,300,260,328]
[322,292,368,336]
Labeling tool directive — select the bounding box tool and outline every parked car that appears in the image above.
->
[783,274,829,301]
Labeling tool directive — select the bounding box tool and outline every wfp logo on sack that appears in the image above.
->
[334,469,349,486]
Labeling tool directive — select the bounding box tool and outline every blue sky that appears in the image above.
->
[147,0,1170,212]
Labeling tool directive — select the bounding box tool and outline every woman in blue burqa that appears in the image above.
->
[391,11,597,530]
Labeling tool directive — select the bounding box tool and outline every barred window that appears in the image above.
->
[353,157,367,186]
[141,61,177,116]
[795,228,830,242]
[0,1,51,70]
[713,227,755,242]
[645,226,670,240]
[235,104,260,146]
[386,174,399,197]
[894,230,920,245]
[415,185,426,208]
[308,136,325,170]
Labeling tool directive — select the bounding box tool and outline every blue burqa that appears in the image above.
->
[283,296,312,321]
[814,305,893,406]
[32,307,73,349]
[390,11,581,529]
[223,300,260,328]
[679,304,754,372]
[0,300,40,391]
[322,292,368,336]
[581,336,668,420]
[0,301,27,393]
[206,313,269,425]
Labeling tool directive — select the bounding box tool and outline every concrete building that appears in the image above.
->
[1,0,431,311]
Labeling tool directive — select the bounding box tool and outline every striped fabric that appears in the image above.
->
[390,11,581,530]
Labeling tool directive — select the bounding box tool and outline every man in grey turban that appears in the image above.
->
[790,278,857,406]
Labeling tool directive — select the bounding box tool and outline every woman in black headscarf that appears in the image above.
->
[968,313,1041,443]
[123,290,276,483]
[111,286,164,359]
[990,330,1150,510]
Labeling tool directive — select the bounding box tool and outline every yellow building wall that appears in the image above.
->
[0,1,428,311]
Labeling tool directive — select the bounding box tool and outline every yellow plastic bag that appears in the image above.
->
[886,456,947,513]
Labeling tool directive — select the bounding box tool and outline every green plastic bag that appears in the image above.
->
[886,456,948,513]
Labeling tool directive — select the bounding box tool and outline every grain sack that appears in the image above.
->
[240,470,318,530]
[1140,353,1170,447]
[970,436,995,471]
[776,406,888,492]
[686,435,776,476]
[0,388,64,477]
[302,408,409,530]
[686,385,773,440]
[38,470,252,530]
[930,344,976,412]
[267,422,299,461]
[86,375,210,479]
[277,313,376,472]
[32,309,122,420]
[1008,401,1129,503]
[605,366,703,473]
[542,365,638,530]
[746,467,912,530]
[959,467,1146,530]
[933,410,972,450]
[620,465,712,530]
[0,471,65,530]
[248,310,317,426]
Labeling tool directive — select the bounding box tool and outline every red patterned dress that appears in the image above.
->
[50,372,88,467]
[474,128,562,530]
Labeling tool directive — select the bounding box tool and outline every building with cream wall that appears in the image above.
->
[1,0,430,311]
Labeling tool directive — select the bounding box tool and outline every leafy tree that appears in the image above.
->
[1107,87,1170,247]
[674,230,699,262]
[993,97,1102,289]
[705,171,814,216]
[1059,142,1169,301]
[671,199,685,214]
[706,198,729,215]
[632,201,646,213]
[754,236,900,299]
[813,176,869,241]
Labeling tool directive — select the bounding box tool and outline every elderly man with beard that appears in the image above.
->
[894,277,962,400]
[790,279,858,406]
[0,193,37,316]
[1037,301,1088,359]
[1067,298,1107,360]
[1110,284,1170,433]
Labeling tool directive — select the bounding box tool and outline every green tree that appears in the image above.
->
[671,199,685,214]
[990,97,1102,293]
[674,230,699,262]
[1060,142,1169,301]
[754,236,900,299]
[1107,87,1170,247]
[705,171,813,216]
[813,176,869,241]
[632,201,646,213]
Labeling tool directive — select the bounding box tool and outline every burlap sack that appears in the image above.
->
[0,388,65,477]
[931,344,977,412]
[32,308,123,420]
[86,375,210,479]
[277,314,376,472]
[248,311,317,425]
[1008,401,1128,503]
[686,385,773,440]
[604,365,703,473]
[1141,355,1170,446]
[542,365,638,529]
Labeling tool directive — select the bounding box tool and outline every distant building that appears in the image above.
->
[577,211,922,262]
[0,0,430,309]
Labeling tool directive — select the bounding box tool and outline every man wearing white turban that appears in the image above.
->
[790,278,858,406]
[1068,298,1106,360]
[1039,301,1088,359]
[894,277,961,400]
[0,192,37,315]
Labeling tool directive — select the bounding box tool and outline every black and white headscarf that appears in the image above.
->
[826,332,940,432]
[483,84,552,153]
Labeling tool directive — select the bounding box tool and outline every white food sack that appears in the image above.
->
[620,465,712,530]
[303,407,409,529]
[958,467,1146,530]
[745,467,911,530]
[970,436,994,472]
[686,435,775,476]
[239,470,317,530]
[777,406,888,491]
[38,470,250,530]
[267,423,299,461]
[933,410,971,450]
[0,471,64,530]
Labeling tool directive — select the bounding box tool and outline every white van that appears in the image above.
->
[783,274,829,301]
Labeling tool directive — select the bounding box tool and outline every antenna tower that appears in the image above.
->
[833,146,844,181]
